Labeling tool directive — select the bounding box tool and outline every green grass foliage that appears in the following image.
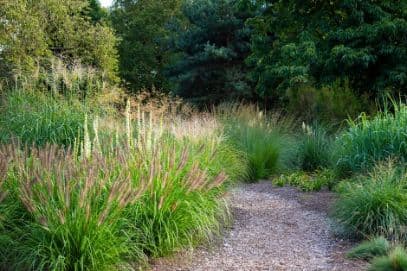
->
[296,123,334,172]
[219,104,295,181]
[336,102,407,176]
[226,122,285,181]
[0,90,88,146]
[273,169,335,192]
[333,162,407,240]
[347,237,390,260]
[369,246,407,271]
[125,136,240,257]
[0,144,140,270]
[0,104,246,270]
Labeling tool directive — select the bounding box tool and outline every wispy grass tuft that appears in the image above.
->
[333,162,407,240]
[296,122,334,172]
[217,103,295,181]
[369,246,407,271]
[347,237,390,260]
[118,105,240,257]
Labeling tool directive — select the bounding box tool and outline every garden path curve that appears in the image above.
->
[151,182,366,271]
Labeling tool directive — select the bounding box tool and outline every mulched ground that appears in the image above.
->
[150,182,367,271]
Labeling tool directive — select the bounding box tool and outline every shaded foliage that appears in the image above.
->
[166,0,255,105]
[86,0,108,23]
[247,0,407,102]
[111,0,183,91]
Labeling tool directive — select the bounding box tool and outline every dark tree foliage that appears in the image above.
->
[111,0,183,92]
[247,0,407,101]
[166,0,255,105]
[86,0,108,23]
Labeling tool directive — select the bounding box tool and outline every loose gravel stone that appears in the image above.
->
[150,182,366,271]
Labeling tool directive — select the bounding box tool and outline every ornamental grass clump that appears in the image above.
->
[222,109,295,181]
[333,162,407,240]
[369,246,407,271]
[0,99,247,269]
[347,237,390,260]
[0,144,146,271]
[86,104,241,259]
[336,102,407,176]
[297,122,334,172]
[126,138,231,257]
[0,149,12,262]
[0,150,9,203]
[0,90,87,146]
[118,108,237,257]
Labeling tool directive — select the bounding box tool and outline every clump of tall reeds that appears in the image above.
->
[335,101,407,176]
[333,161,407,241]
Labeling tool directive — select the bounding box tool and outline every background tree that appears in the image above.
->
[0,0,118,84]
[247,0,407,102]
[86,0,108,23]
[111,0,183,92]
[166,0,254,105]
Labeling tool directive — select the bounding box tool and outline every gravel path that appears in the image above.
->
[150,182,366,271]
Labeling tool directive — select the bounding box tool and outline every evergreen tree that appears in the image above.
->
[111,0,183,92]
[86,0,108,23]
[166,0,254,105]
[247,0,407,101]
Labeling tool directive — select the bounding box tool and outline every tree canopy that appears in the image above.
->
[111,0,183,91]
[166,0,254,104]
[1,0,406,107]
[0,0,118,83]
[247,0,407,101]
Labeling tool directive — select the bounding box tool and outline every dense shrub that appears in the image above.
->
[333,163,407,240]
[286,81,368,123]
[336,102,407,176]
[0,0,118,83]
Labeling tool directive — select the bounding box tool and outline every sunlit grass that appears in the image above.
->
[0,100,247,269]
